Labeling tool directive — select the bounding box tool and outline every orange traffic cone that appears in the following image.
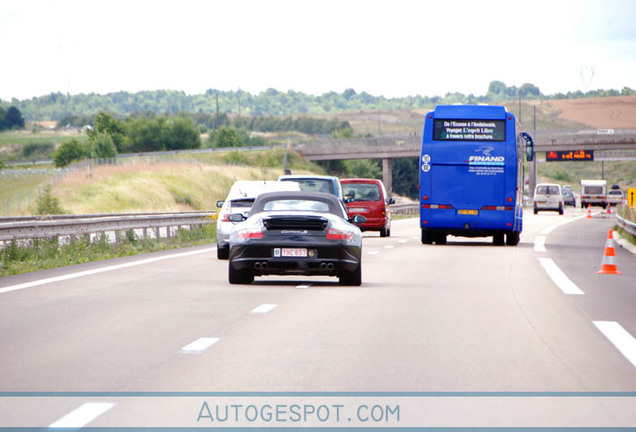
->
[606,201,612,215]
[586,204,592,219]
[597,229,622,275]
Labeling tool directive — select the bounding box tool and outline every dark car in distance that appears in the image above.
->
[228,191,366,286]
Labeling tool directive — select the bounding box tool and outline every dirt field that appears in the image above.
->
[548,95,636,129]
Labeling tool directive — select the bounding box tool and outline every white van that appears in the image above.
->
[216,180,300,259]
[580,179,607,209]
[533,183,564,215]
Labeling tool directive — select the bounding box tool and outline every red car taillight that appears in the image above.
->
[236,227,263,239]
[326,228,353,240]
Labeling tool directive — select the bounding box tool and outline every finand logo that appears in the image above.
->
[475,145,496,156]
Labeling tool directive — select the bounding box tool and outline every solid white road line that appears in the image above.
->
[534,236,547,252]
[180,337,220,354]
[49,402,114,428]
[540,226,556,235]
[251,304,278,314]
[538,258,585,295]
[295,284,312,289]
[594,321,636,369]
[0,247,216,295]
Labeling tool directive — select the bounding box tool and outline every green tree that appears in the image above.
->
[53,139,86,167]
[211,126,245,148]
[345,159,382,179]
[123,116,167,152]
[88,112,126,151]
[35,184,66,215]
[164,117,201,150]
[0,106,25,130]
[391,158,419,199]
[89,132,118,159]
[331,126,354,138]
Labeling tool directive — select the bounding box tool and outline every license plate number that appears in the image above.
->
[458,209,478,215]
[274,248,307,257]
[349,207,367,213]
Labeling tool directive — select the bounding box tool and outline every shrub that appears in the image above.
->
[35,184,66,215]
[53,139,87,167]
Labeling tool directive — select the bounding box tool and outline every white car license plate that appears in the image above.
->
[349,207,367,212]
[277,248,308,257]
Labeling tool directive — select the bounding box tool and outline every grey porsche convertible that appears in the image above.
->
[227,191,366,286]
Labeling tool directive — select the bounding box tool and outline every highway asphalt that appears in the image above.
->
[1,206,635,426]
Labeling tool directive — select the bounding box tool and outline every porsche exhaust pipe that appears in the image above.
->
[326,263,334,271]
[321,262,335,271]
[254,262,261,269]
[254,262,267,270]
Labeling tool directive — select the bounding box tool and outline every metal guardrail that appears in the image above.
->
[390,203,419,215]
[0,212,217,242]
[0,205,418,242]
[616,211,636,239]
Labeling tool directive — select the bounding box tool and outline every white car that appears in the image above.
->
[533,183,564,215]
[607,189,624,206]
[216,180,300,259]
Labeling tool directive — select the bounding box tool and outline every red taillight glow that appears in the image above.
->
[326,228,354,240]
[421,204,454,209]
[481,206,514,211]
[237,228,263,239]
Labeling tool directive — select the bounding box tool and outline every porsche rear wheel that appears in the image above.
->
[229,264,254,284]
[339,264,361,286]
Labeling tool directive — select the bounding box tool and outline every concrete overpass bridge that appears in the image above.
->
[293,130,636,194]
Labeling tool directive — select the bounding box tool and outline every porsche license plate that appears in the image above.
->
[458,209,478,215]
[277,248,307,257]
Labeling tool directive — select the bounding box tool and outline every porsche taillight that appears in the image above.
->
[326,228,354,240]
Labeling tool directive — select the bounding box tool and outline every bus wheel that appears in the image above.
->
[493,233,505,246]
[421,229,433,244]
[434,232,447,245]
[506,232,520,246]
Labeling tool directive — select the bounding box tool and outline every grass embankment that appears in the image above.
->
[0,148,324,276]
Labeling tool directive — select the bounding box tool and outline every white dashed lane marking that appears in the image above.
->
[534,236,547,252]
[538,258,585,295]
[251,304,278,314]
[594,321,636,369]
[180,337,220,354]
[49,402,114,428]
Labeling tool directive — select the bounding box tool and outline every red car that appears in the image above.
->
[341,178,394,237]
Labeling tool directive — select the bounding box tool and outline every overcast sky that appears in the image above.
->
[1,0,635,101]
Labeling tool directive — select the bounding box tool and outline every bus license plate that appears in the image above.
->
[458,209,478,215]
[280,248,307,257]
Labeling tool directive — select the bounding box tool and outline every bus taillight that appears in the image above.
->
[481,206,513,211]
[422,204,454,209]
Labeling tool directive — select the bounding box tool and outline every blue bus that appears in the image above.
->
[419,105,534,246]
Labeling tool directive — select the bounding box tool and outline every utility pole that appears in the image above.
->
[215,93,219,129]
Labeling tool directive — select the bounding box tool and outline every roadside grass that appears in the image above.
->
[0,224,216,277]
[53,161,289,214]
[0,168,55,215]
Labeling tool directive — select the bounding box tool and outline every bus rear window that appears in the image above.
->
[433,119,506,142]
